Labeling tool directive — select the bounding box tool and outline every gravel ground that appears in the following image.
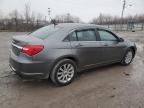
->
[0,31,144,108]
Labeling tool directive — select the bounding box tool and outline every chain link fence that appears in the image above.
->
[101,23,144,31]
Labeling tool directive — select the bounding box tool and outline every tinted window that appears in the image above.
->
[98,30,117,41]
[76,30,96,41]
[70,32,77,41]
[30,25,61,39]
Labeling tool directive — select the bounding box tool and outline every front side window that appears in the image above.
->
[76,30,96,41]
[98,30,118,41]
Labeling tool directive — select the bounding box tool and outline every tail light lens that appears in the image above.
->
[21,45,44,56]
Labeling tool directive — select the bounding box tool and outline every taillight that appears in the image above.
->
[21,45,44,56]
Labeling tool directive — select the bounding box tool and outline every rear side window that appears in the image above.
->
[29,25,61,39]
[76,30,96,41]
[70,32,77,41]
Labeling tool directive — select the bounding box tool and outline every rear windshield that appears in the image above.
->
[29,25,61,39]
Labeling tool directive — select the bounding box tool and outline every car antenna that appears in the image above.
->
[48,8,57,27]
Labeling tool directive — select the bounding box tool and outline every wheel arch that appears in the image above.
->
[129,46,136,58]
[54,55,79,65]
[121,46,136,60]
[45,55,79,79]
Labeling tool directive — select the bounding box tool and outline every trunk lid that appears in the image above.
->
[11,35,43,56]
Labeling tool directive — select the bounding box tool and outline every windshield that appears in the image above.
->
[29,25,61,39]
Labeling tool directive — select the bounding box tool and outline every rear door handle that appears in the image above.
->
[75,43,83,47]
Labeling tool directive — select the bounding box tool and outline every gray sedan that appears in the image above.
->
[9,23,137,86]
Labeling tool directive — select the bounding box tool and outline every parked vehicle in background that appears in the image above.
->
[9,23,137,86]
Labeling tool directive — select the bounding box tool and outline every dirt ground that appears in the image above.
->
[0,31,144,108]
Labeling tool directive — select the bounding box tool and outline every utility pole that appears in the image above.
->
[48,8,51,22]
[121,0,126,18]
[45,16,47,24]
[121,0,126,30]
[121,0,133,30]
[48,8,56,25]
[67,13,70,23]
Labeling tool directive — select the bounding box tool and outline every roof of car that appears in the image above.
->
[56,23,103,30]
[43,23,112,41]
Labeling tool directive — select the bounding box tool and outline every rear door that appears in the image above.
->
[96,28,125,63]
[69,28,103,68]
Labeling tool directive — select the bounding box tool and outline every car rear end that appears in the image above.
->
[9,35,51,79]
[9,25,70,79]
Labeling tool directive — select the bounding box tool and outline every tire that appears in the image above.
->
[50,59,77,86]
[120,49,134,66]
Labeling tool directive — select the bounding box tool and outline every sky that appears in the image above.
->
[0,0,144,22]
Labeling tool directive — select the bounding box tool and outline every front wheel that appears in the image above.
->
[50,59,77,86]
[120,49,134,66]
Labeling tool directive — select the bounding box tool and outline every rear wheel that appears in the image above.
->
[120,49,134,66]
[50,59,77,86]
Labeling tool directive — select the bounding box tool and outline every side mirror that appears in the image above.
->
[118,37,124,42]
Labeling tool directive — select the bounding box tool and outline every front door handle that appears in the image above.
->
[103,44,109,46]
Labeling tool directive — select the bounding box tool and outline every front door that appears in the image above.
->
[97,29,125,63]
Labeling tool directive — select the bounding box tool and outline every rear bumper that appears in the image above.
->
[9,57,52,79]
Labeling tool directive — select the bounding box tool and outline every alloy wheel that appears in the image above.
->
[57,63,75,83]
[125,51,133,64]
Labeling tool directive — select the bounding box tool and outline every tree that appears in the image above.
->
[0,9,3,20]
[24,2,31,24]
[31,11,36,25]
[9,9,20,31]
[36,13,44,25]
[54,13,80,23]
